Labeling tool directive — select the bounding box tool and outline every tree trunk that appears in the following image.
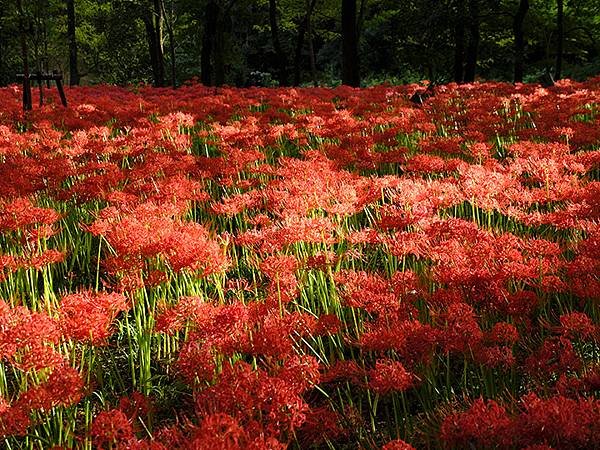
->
[201,1,218,86]
[513,0,529,83]
[307,1,317,86]
[43,19,50,86]
[453,0,465,83]
[153,0,165,86]
[293,17,307,86]
[144,1,165,87]
[66,0,79,85]
[161,0,176,88]
[293,0,317,86]
[168,21,176,88]
[200,0,236,87]
[214,1,237,87]
[16,0,32,110]
[144,18,159,86]
[555,0,563,80]
[357,0,366,42]
[269,0,288,86]
[0,14,4,86]
[463,0,479,82]
[213,14,226,87]
[341,0,360,87]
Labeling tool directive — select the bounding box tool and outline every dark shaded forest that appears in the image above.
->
[1,0,599,88]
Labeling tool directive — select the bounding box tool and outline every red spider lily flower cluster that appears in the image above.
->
[0,198,65,278]
[0,290,127,438]
[441,394,600,449]
[0,77,599,447]
[87,201,229,291]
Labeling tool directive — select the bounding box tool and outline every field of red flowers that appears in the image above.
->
[0,78,599,449]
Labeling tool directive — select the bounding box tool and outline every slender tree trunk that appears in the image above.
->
[0,14,4,86]
[168,23,176,88]
[213,14,226,87]
[293,0,317,86]
[200,0,236,87]
[454,11,465,83]
[513,0,529,83]
[34,17,43,106]
[269,0,288,86]
[307,2,317,86]
[293,18,307,86]
[161,0,176,88]
[43,20,50,86]
[153,0,165,86]
[555,0,563,80]
[341,0,360,87]
[0,37,4,87]
[143,1,165,87]
[16,0,32,110]
[66,0,79,85]
[144,18,160,86]
[463,0,479,82]
[356,0,366,42]
[201,1,218,86]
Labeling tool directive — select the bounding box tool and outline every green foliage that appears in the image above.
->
[0,0,599,86]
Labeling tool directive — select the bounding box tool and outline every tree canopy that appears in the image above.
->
[1,0,599,87]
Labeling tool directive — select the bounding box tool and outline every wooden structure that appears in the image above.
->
[16,72,68,110]
[409,83,436,106]
[16,0,67,111]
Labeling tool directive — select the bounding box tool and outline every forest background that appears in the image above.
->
[0,0,599,89]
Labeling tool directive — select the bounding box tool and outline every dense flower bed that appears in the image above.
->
[0,78,599,449]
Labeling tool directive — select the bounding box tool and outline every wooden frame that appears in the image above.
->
[16,72,68,110]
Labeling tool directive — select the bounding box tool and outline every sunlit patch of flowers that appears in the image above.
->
[0,77,599,448]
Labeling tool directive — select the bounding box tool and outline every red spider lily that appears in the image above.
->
[0,403,30,438]
[335,270,418,318]
[61,161,125,203]
[188,413,248,449]
[321,359,366,385]
[1,78,600,447]
[359,319,437,365]
[440,398,514,448]
[236,216,338,254]
[17,364,83,411]
[91,409,135,448]
[516,393,600,448]
[314,313,342,335]
[438,302,483,355]
[297,405,346,447]
[156,297,320,384]
[0,198,61,233]
[305,250,338,270]
[259,254,299,280]
[194,359,314,444]
[0,365,84,438]
[458,163,525,212]
[261,152,375,218]
[473,345,516,369]
[368,359,415,395]
[0,255,18,282]
[559,312,597,341]
[382,439,416,450]
[19,249,66,271]
[211,190,263,216]
[118,391,152,423]
[88,201,229,290]
[525,336,582,381]
[58,290,129,345]
[487,322,520,345]
[0,300,62,370]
